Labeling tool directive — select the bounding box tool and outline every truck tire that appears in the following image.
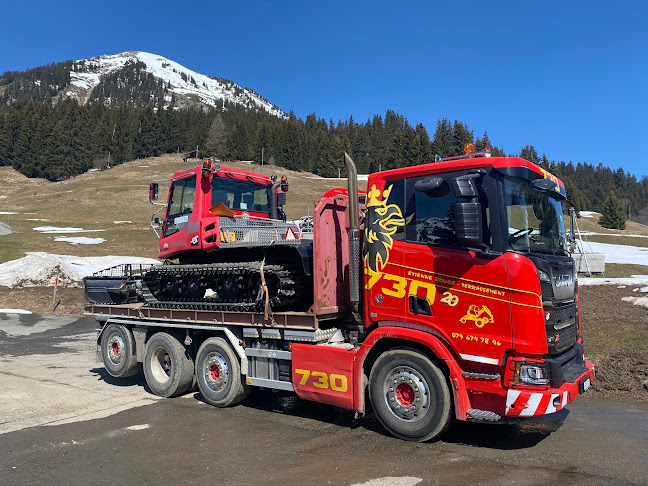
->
[195,337,250,407]
[100,323,141,378]
[369,349,452,442]
[143,332,195,398]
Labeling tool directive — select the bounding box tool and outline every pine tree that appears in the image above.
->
[599,191,626,229]
[431,119,453,159]
[475,131,491,151]
[206,114,227,159]
[452,121,473,156]
[410,123,432,166]
[520,145,540,165]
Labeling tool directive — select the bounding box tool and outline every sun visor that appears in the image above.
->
[209,202,236,218]
[495,165,566,199]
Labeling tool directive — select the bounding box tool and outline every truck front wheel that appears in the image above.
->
[369,349,452,442]
[143,332,195,397]
[100,323,141,378]
[195,337,250,407]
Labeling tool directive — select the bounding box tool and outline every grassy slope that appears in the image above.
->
[576,211,648,237]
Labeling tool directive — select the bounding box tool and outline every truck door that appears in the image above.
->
[402,171,512,367]
[159,175,198,259]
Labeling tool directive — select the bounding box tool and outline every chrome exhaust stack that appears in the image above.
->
[344,152,361,314]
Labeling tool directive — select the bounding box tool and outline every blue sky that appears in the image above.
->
[1,1,647,177]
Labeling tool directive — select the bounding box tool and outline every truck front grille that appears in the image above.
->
[545,303,578,355]
[541,281,554,301]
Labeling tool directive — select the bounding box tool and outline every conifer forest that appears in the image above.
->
[1,72,647,225]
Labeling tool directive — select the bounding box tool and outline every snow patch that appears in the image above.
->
[621,296,648,309]
[579,211,598,218]
[33,226,105,234]
[113,221,132,224]
[0,211,17,215]
[54,236,106,245]
[579,275,648,286]
[0,309,32,315]
[0,252,160,287]
[351,478,422,486]
[576,241,648,265]
[26,218,49,222]
[578,232,648,239]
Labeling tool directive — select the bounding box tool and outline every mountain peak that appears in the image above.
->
[2,51,286,117]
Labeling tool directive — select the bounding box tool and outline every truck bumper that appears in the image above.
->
[504,360,594,417]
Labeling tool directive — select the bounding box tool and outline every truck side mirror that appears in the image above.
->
[531,178,558,193]
[149,183,158,202]
[276,192,287,207]
[414,177,443,193]
[569,207,576,252]
[454,202,484,249]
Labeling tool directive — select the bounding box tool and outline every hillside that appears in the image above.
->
[0,52,285,116]
[0,155,349,264]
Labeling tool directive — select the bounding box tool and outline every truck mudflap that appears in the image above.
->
[505,361,594,417]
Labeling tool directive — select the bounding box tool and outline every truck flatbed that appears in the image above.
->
[85,303,321,331]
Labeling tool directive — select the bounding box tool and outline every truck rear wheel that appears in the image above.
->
[195,337,250,407]
[100,323,141,378]
[143,332,195,397]
[369,349,452,442]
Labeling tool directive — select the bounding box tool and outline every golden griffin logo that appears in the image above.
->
[364,184,405,288]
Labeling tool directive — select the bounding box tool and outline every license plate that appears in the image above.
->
[579,376,591,394]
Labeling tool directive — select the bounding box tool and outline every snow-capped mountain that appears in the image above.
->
[2,51,286,117]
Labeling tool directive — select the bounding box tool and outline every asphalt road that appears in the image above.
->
[0,313,647,486]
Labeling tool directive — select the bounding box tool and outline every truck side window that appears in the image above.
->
[164,176,196,237]
[405,173,489,248]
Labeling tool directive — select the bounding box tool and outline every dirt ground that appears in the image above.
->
[579,285,648,403]
[0,286,87,316]
[1,283,646,404]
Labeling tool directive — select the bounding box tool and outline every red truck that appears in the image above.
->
[86,148,594,442]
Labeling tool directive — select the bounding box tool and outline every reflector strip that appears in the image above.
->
[459,353,499,365]
[518,393,542,416]
[505,390,521,415]
[534,393,553,416]
[506,390,572,417]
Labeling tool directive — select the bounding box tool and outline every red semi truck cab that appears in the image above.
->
[350,150,593,431]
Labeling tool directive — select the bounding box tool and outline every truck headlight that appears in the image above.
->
[538,269,551,283]
[515,362,551,386]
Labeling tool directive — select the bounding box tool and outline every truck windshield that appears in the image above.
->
[502,176,568,255]
[211,178,270,214]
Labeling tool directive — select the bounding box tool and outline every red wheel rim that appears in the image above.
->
[210,364,220,381]
[395,383,415,406]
